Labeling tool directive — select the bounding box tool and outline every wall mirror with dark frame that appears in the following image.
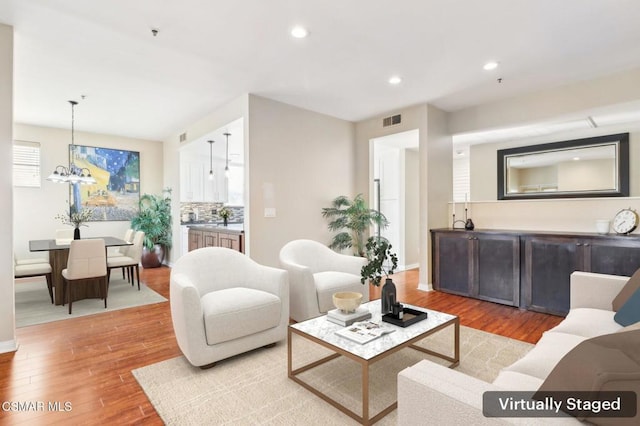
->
[497,133,629,200]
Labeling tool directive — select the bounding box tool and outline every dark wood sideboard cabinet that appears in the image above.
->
[431,229,640,316]
[431,230,520,307]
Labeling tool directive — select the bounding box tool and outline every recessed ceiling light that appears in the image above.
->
[573,157,580,161]
[483,61,499,71]
[291,26,308,38]
[388,76,402,85]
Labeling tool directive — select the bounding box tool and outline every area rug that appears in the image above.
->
[15,276,167,327]
[133,325,533,425]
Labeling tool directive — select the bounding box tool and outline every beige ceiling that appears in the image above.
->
[1,0,640,141]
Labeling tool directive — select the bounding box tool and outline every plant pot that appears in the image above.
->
[74,227,81,240]
[141,244,165,268]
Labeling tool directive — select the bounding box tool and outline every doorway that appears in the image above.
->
[370,129,420,271]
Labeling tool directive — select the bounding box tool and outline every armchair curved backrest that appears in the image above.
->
[279,239,369,321]
[279,239,366,275]
[170,247,289,367]
[172,247,272,296]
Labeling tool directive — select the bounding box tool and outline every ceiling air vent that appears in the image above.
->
[179,132,187,142]
[382,114,401,127]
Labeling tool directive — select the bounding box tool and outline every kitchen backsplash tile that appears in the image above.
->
[180,202,244,224]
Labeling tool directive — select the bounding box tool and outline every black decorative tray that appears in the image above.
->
[382,307,428,327]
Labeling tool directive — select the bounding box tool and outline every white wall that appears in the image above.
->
[0,23,15,353]
[450,68,640,135]
[163,95,249,263]
[355,103,451,289]
[403,149,419,268]
[13,124,164,259]
[451,67,640,235]
[247,95,356,267]
[163,94,355,267]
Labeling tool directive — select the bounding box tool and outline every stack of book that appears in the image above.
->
[326,307,372,326]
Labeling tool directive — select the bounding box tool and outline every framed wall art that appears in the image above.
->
[69,144,140,221]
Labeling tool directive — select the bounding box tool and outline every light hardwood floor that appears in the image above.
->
[0,266,562,424]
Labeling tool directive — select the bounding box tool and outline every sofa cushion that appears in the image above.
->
[612,268,640,311]
[501,331,587,380]
[536,330,640,425]
[314,271,363,313]
[492,370,544,391]
[614,287,640,326]
[617,321,640,333]
[549,308,622,337]
[201,287,281,345]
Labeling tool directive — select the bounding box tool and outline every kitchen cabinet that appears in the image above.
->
[431,230,520,307]
[218,232,241,251]
[188,229,203,252]
[188,227,244,253]
[202,230,218,247]
[180,158,227,202]
[180,161,204,201]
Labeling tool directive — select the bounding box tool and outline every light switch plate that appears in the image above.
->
[264,208,276,218]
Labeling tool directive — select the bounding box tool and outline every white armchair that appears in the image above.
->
[279,239,368,322]
[170,247,289,368]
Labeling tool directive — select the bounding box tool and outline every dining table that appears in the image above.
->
[29,236,132,306]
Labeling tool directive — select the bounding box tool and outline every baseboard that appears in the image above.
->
[400,263,419,271]
[417,282,433,292]
[0,339,18,354]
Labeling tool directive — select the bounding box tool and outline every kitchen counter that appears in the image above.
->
[186,222,244,234]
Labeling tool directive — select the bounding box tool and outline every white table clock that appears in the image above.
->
[612,208,639,235]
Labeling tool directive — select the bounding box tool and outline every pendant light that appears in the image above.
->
[47,100,96,184]
[207,140,215,180]
[223,132,231,178]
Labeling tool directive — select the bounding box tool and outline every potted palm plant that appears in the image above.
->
[130,188,172,268]
[321,194,389,257]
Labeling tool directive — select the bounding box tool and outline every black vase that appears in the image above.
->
[381,278,397,314]
[73,227,81,240]
[465,218,475,230]
[223,217,228,226]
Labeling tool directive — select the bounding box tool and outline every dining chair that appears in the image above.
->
[107,231,145,290]
[108,228,134,258]
[108,228,134,279]
[14,257,54,304]
[61,238,108,314]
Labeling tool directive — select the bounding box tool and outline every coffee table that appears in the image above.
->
[288,301,459,425]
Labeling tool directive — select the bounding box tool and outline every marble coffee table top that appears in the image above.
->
[290,301,457,360]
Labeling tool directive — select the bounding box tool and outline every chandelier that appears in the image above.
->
[46,100,96,184]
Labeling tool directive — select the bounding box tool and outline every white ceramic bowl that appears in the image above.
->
[332,291,363,313]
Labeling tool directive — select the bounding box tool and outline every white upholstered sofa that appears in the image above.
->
[170,247,289,368]
[398,271,636,425]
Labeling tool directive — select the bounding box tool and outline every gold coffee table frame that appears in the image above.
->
[287,313,459,425]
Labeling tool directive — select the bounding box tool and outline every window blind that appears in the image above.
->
[13,141,41,188]
[452,155,470,202]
